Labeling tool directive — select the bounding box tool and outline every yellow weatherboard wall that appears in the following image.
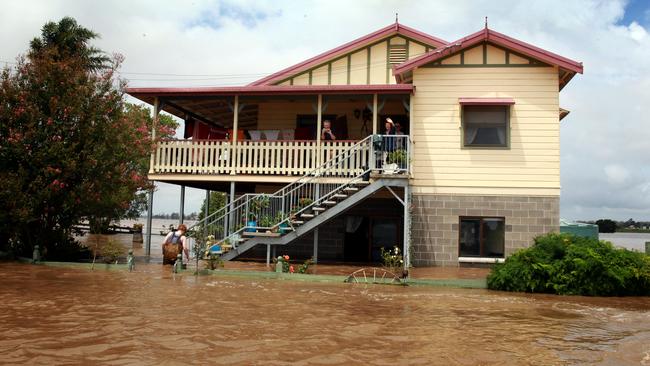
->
[279,36,435,86]
[410,66,560,196]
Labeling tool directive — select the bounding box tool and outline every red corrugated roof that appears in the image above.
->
[393,27,583,81]
[248,22,448,86]
[125,84,414,98]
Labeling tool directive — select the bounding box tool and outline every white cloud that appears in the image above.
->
[604,165,630,186]
[628,21,649,41]
[2,0,650,220]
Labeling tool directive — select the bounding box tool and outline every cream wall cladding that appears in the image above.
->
[410,65,560,196]
[278,36,435,86]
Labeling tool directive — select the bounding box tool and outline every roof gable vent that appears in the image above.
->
[388,44,408,65]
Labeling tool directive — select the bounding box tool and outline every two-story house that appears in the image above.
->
[126,22,582,267]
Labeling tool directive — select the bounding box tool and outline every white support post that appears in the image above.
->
[228,182,235,235]
[316,94,323,168]
[179,185,185,225]
[231,95,239,175]
[204,190,210,220]
[266,244,271,267]
[145,188,154,258]
[403,184,410,270]
[149,97,161,173]
[372,93,378,136]
[313,229,319,264]
[409,93,414,176]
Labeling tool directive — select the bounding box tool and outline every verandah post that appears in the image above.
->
[372,93,378,136]
[145,97,161,258]
[229,182,236,236]
[231,95,239,175]
[316,94,323,168]
[149,97,161,174]
[145,188,154,258]
[403,184,410,271]
[179,185,185,225]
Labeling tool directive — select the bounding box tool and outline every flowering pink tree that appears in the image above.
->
[0,17,176,259]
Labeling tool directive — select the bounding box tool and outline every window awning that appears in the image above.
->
[459,97,515,106]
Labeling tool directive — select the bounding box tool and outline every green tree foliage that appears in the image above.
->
[29,17,110,72]
[595,219,617,233]
[0,17,177,258]
[487,233,650,296]
[198,192,227,222]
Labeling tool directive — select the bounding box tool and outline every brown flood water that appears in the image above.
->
[1,263,649,365]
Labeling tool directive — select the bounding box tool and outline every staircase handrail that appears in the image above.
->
[188,134,409,253]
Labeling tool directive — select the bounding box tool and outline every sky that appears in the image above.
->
[1,0,649,221]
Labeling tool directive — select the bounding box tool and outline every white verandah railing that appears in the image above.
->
[150,140,362,176]
[186,135,411,252]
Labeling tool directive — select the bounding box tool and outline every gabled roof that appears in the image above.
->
[249,22,448,86]
[393,27,583,86]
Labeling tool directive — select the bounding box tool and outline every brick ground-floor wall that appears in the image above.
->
[411,194,560,266]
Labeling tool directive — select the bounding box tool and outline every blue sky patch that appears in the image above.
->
[189,1,281,29]
[620,0,650,26]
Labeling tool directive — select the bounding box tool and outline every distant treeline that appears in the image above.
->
[147,212,199,220]
[582,219,650,233]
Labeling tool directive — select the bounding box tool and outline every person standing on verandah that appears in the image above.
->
[382,117,396,162]
[321,120,336,141]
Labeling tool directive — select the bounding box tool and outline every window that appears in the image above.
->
[459,217,505,257]
[462,105,509,147]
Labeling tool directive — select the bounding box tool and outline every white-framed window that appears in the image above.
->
[462,105,509,147]
[459,217,505,258]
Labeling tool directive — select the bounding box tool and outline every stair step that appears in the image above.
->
[323,200,337,206]
[300,213,315,219]
[343,187,359,192]
[312,207,325,212]
[291,220,304,225]
[355,181,370,186]
[332,194,348,199]
[243,231,281,238]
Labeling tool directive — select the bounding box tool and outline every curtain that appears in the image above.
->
[465,126,479,145]
[496,127,506,145]
[345,216,363,233]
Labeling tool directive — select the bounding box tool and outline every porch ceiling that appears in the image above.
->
[126,84,414,128]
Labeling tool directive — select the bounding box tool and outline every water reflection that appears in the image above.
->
[0,263,648,365]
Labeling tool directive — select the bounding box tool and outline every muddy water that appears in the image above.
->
[1,263,649,365]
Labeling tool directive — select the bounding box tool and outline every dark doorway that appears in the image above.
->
[296,114,337,139]
[344,216,401,263]
[344,217,369,262]
[371,218,399,262]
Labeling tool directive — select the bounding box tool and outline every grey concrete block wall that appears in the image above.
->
[411,194,560,267]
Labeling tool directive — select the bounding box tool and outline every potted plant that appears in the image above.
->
[258,215,274,232]
[245,214,257,232]
[247,196,270,232]
[297,197,313,211]
[385,150,408,173]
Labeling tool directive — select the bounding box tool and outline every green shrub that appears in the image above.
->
[100,239,125,264]
[487,233,650,296]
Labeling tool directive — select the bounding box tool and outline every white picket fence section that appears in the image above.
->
[151,140,359,176]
